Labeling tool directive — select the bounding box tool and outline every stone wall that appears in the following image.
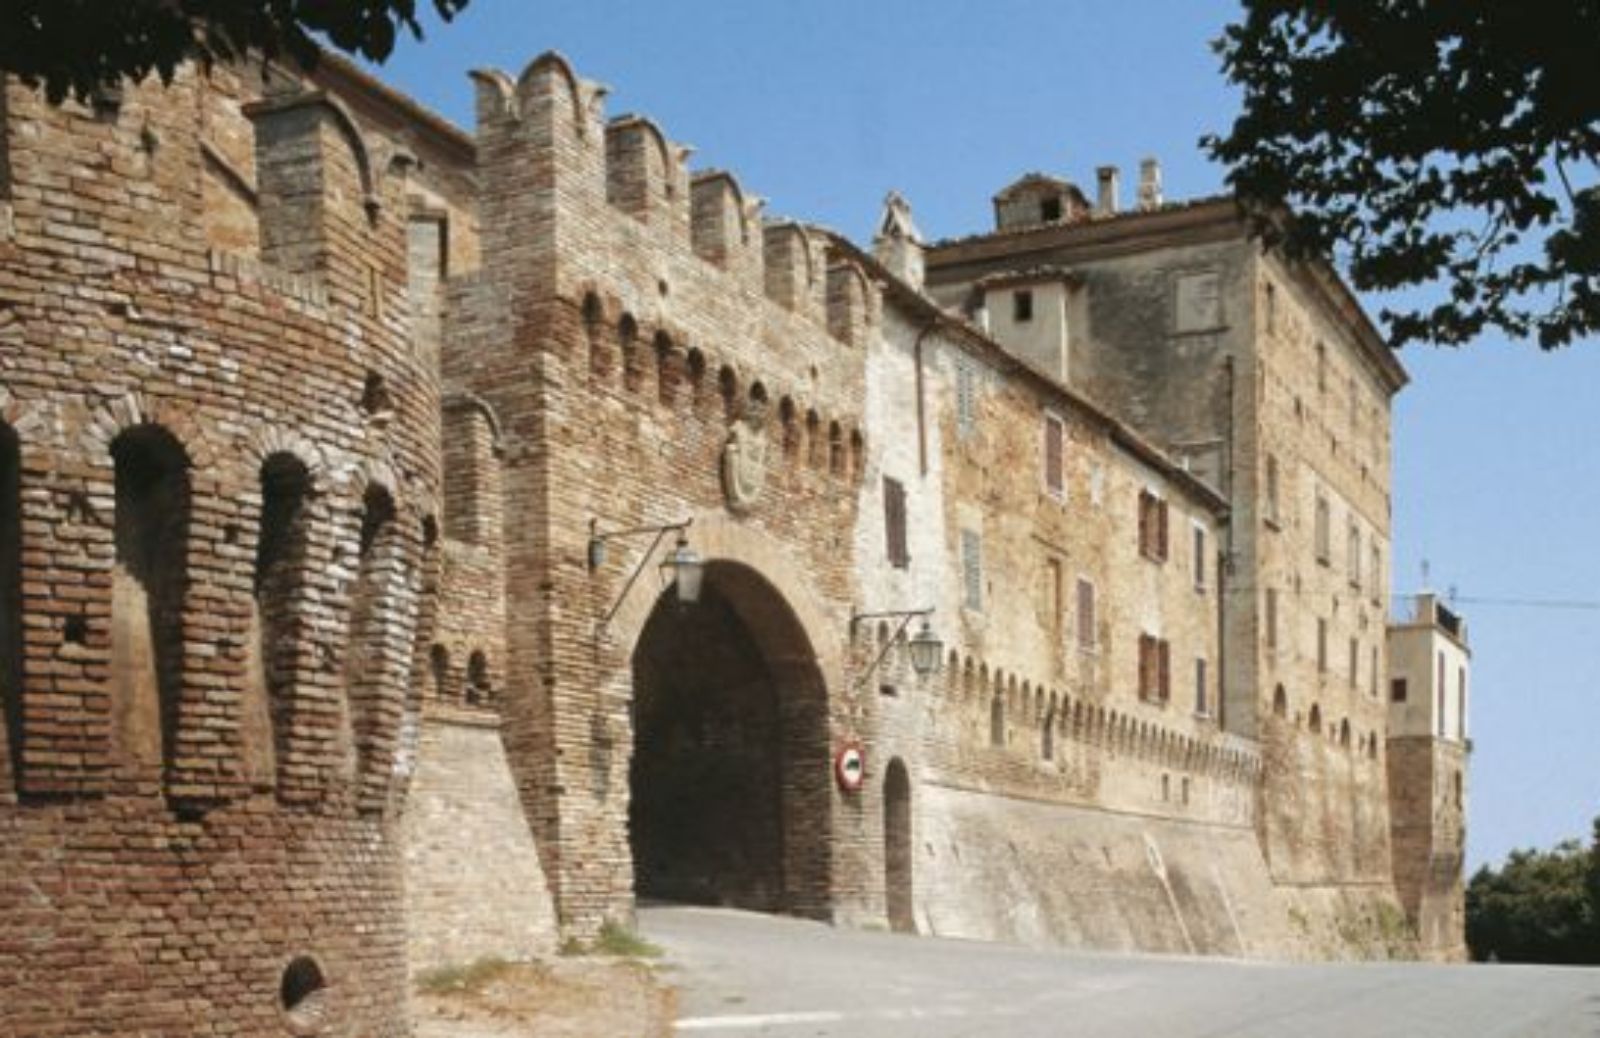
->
[0,62,436,1034]
[403,706,558,972]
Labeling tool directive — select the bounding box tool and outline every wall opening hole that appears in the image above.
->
[280,955,329,1032]
[64,614,88,645]
[360,372,393,419]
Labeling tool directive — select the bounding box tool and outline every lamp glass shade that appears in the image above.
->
[664,541,705,603]
[907,620,943,677]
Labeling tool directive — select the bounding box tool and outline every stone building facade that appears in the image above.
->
[0,47,1468,1034]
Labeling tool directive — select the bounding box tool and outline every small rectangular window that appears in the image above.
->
[1139,635,1171,703]
[1043,556,1063,636]
[1040,196,1062,223]
[1076,578,1096,650]
[1317,618,1329,673]
[883,476,909,569]
[1042,414,1065,499]
[1390,677,1408,703]
[1348,637,1359,687]
[1265,587,1279,651]
[1370,645,1379,697]
[1315,494,1331,565]
[1347,521,1361,588]
[961,529,983,611]
[1264,454,1280,526]
[1013,289,1034,323]
[1195,657,1208,716]
[1192,524,1207,592]
[1138,490,1169,562]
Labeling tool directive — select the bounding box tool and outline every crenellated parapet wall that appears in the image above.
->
[0,63,437,1035]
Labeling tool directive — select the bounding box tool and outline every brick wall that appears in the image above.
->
[0,63,436,1034]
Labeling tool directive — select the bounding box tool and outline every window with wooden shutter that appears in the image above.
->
[1043,414,1065,499]
[955,358,977,440]
[1138,634,1154,700]
[1076,578,1096,650]
[1192,524,1206,591]
[883,476,908,569]
[961,529,982,611]
[1138,491,1169,562]
[1158,639,1171,702]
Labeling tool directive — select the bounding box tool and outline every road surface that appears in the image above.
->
[639,905,1600,1037]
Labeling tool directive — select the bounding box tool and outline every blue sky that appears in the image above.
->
[374,0,1599,870]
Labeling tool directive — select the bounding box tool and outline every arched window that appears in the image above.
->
[429,644,451,700]
[346,483,401,781]
[467,650,491,705]
[1307,703,1322,734]
[1272,684,1288,718]
[1339,718,1351,748]
[655,332,677,406]
[989,694,1004,748]
[583,293,606,377]
[255,453,312,781]
[619,314,641,391]
[111,425,191,780]
[1,422,22,789]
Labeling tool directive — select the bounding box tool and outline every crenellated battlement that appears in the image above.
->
[470,52,880,370]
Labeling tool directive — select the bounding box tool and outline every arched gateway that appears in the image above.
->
[628,559,833,918]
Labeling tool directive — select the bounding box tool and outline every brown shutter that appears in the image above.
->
[1159,640,1172,701]
[1044,417,1064,497]
[1157,501,1170,561]
[1138,634,1151,698]
[883,476,908,568]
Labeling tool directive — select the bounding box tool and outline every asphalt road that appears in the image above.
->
[639,905,1600,1038]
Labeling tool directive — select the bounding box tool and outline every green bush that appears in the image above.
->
[1466,816,1600,965]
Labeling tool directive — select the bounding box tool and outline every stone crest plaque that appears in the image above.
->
[720,415,768,513]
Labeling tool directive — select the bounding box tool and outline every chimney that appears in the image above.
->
[1095,165,1120,216]
[873,190,925,290]
[1138,157,1163,211]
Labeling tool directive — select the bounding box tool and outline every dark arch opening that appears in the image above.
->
[629,560,830,918]
[346,483,400,785]
[111,424,190,781]
[467,650,490,704]
[256,453,312,785]
[429,643,450,700]
[884,757,913,933]
[0,422,21,791]
[280,954,328,1032]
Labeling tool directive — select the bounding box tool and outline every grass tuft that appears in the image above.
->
[416,956,513,995]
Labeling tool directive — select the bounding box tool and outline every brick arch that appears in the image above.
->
[80,391,221,471]
[243,425,331,489]
[621,516,839,920]
[606,513,844,678]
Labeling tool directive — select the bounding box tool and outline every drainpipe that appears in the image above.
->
[913,317,938,477]
[1220,354,1237,732]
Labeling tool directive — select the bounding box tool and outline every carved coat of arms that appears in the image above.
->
[721,414,768,513]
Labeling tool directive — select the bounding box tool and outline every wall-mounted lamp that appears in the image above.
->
[588,518,703,631]
[850,607,943,688]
